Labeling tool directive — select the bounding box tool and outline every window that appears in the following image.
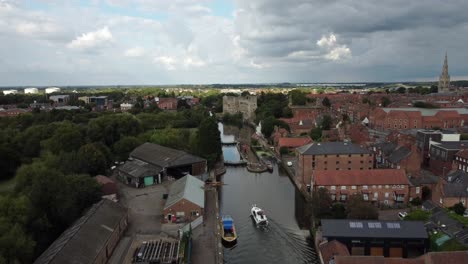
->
[191,211,199,216]
[318,186,325,189]
[336,154,340,157]
[352,186,357,190]
[416,187,420,194]
[363,193,369,201]
[336,161,340,164]
[324,155,328,158]
[374,192,378,198]
[385,192,389,198]
[372,185,376,189]
[378,185,382,189]
[331,186,336,190]
[360,160,364,164]
[331,194,336,200]
[348,154,351,157]
[385,185,389,189]
[312,162,315,168]
[340,194,347,201]
[324,161,328,164]
[360,154,364,157]
[341,186,347,190]
[348,160,352,164]
[363,185,368,189]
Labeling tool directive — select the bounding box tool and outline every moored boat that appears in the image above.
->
[221,215,237,244]
[251,205,268,225]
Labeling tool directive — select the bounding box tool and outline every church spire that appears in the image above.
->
[438,52,450,93]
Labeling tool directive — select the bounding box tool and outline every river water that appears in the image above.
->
[218,124,318,264]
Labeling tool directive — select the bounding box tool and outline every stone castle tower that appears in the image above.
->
[438,52,450,93]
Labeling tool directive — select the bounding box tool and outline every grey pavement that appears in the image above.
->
[191,187,221,264]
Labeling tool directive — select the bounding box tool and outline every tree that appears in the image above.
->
[410,197,422,206]
[311,188,333,219]
[289,90,307,105]
[346,194,378,219]
[197,117,222,168]
[331,203,347,219]
[396,87,406,94]
[451,202,466,215]
[381,96,391,107]
[113,136,142,161]
[321,115,333,130]
[261,116,290,138]
[430,85,438,93]
[0,145,21,180]
[322,97,331,108]
[310,127,322,141]
[77,144,107,176]
[42,122,84,154]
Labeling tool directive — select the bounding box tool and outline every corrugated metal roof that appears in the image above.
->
[34,200,127,264]
[164,175,205,209]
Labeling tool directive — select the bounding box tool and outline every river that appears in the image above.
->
[218,123,318,264]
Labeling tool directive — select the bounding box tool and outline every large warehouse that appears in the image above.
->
[117,143,207,188]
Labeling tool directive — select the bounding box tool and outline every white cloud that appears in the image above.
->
[317,33,351,61]
[154,56,177,70]
[67,26,113,50]
[317,34,337,48]
[124,46,145,57]
[325,46,351,61]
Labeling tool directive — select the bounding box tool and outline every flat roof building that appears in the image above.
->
[321,219,428,258]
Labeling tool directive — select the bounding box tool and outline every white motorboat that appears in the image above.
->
[251,205,268,225]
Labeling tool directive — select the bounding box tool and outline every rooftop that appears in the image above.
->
[164,175,205,209]
[314,169,409,186]
[321,219,428,239]
[431,141,468,150]
[130,143,206,168]
[34,200,127,264]
[297,142,371,155]
[382,107,468,116]
[118,159,162,178]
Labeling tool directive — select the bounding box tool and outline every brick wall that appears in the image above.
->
[163,198,203,223]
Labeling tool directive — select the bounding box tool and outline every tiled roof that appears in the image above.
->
[456,149,468,159]
[314,169,409,186]
[297,142,371,155]
[319,240,349,264]
[278,137,312,148]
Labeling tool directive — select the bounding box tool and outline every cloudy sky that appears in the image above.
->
[1,0,468,85]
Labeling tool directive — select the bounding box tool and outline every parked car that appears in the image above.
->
[463,209,468,218]
[287,161,293,167]
[398,212,408,220]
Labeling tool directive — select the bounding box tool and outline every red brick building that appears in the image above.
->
[313,169,410,205]
[157,98,178,111]
[296,142,374,186]
[369,108,468,131]
[163,175,204,223]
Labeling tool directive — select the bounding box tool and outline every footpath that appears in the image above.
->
[191,177,223,264]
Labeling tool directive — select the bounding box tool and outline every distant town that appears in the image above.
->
[1,55,468,264]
